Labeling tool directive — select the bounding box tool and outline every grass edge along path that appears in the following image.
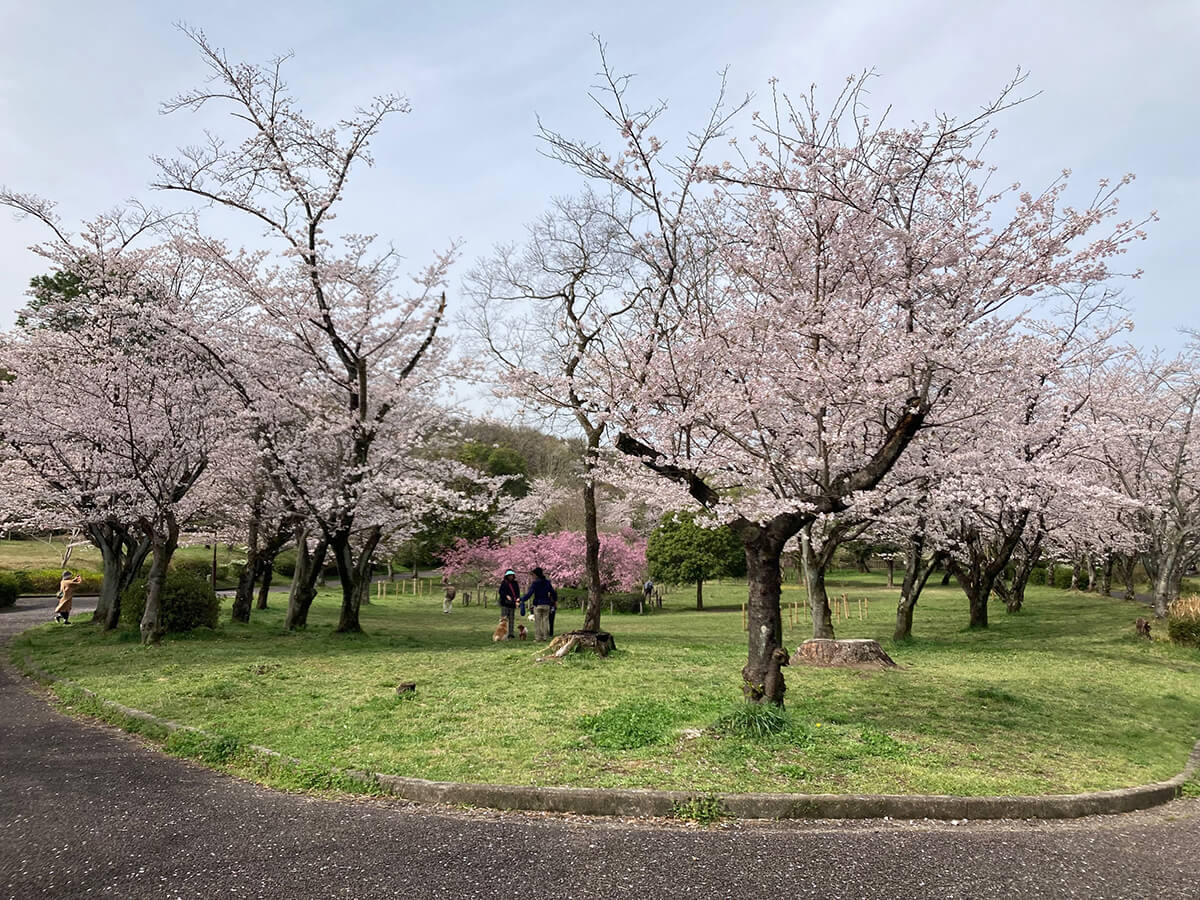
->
[11,645,1200,822]
[12,576,1200,803]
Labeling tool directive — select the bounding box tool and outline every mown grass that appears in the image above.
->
[13,572,1200,797]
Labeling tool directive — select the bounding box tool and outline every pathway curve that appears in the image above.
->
[3,596,1199,899]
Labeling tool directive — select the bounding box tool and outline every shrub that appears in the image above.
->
[1028,566,1048,586]
[1167,596,1200,648]
[120,571,220,633]
[714,701,791,739]
[0,573,18,608]
[1052,568,1074,590]
[273,550,297,578]
[7,568,103,595]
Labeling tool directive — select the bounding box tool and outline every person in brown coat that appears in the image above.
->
[54,570,83,624]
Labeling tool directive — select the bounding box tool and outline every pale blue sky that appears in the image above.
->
[1,0,1195,349]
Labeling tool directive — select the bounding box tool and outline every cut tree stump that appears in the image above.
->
[540,630,616,660]
[791,638,896,669]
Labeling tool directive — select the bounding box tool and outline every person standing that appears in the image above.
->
[54,570,83,624]
[498,568,520,640]
[441,574,456,614]
[521,566,556,642]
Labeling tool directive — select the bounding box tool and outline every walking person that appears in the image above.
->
[498,568,520,640]
[54,570,83,624]
[441,574,456,614]
[521,566,556,642]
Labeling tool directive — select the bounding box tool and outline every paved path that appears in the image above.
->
[3,597,1200,899]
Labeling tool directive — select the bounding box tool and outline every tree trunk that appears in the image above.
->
[894,530,942,641]
[1121,554,1137,602]
[1152,541,1181,618]
[1100,554,1114,596]
[333,526,381,634]
[139,517,180,645]
[741,530,788,706]
[953,513,1028,630]
[940,568,952,586]
[1069,558,1081,591]
[88,523,151,631]
[1047,558,1057,588]
[256,564,274,609]
[1004,532,1043,614]
[285,530,327,630]
[581,465,604,633]
[695,577,704,611]
[1084,554,1097,592]
[886,556,895,588]
[800,530,834,640]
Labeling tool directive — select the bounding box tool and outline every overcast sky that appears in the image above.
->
[1,0,1195,351]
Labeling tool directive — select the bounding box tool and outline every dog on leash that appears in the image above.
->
[517,623,527,640]
[492,617,509,642]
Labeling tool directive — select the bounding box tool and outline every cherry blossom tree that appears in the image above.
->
[150,27,473,633]
[547,61,1147,703]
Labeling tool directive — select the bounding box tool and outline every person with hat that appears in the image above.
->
[497,568,520,640]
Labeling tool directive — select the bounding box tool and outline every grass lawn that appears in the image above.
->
[12,572,1200,797]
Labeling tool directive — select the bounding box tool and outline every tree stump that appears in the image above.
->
[1135,618,1152,639]
[791,638,896,669]
[540,630,615,660]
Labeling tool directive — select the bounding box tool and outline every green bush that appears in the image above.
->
[120,570,219,633]
[1167,618,1200,647]
[6,568,103,595]
[273,550,297,578]
[0,573,18,608]
[1052,568,1074,590]
[1028,566,1048,586]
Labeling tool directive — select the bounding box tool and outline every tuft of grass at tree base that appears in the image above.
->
[14,572,1200,797]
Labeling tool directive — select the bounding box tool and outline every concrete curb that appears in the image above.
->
[14,649,1200,821]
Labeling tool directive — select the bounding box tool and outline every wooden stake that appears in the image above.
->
[742,602,747,631]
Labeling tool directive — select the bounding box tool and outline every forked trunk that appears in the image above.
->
[285,530,327,630]
[333,526,381,633]
[894,531,942,640]
[90,523,151,631]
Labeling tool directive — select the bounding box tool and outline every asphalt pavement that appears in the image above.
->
[3,595,1200,899]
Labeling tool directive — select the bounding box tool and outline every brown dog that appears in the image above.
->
[492,617,509,642]
[517,623,527,640]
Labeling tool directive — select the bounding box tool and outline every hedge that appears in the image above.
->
[2,568,103,596]
[0,573,18,608]
[120,571,220,633]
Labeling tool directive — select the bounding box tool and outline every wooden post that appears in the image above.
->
[742,602,747,631]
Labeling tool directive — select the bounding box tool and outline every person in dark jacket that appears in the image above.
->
[498,568,520,640]
[521,566,557,641]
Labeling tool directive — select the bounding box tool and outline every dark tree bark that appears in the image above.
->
[333,525,381,633]
[285,528,327,630]
[950,512,1028,630]
[695,577,704,611]
[740,525,789,706]
[1100,553,1114,596]
[893,526,944,640]
[88,522,151,631]
[581,465,605,632]
[139,516,180,645]
[799,528,836,640]
[256,562,274,610]
[1120,554,1137,602]
[998,530,1043,614]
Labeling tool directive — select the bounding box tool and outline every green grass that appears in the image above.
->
[12,572,1200,797]
[0,537,246,590]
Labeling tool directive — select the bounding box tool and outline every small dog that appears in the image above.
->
[517,623,527,640]
[492,617,509,642]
